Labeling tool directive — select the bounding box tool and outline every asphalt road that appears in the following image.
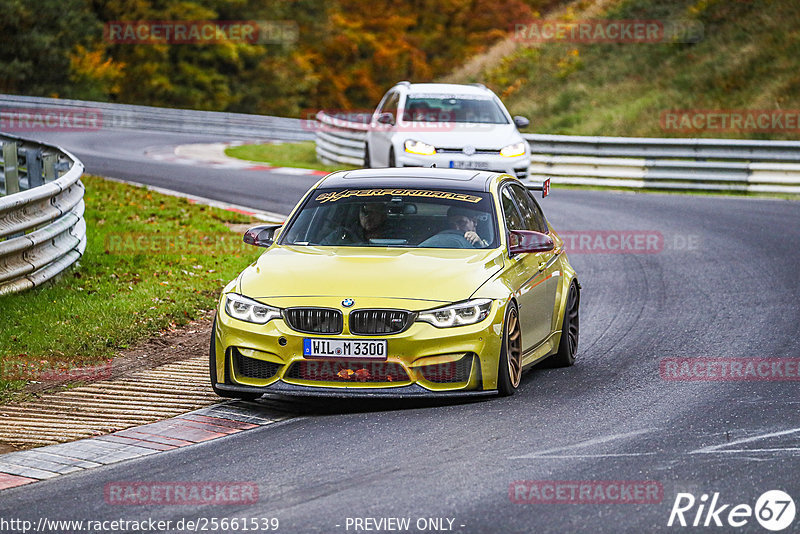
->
[30,130,321,215]
[1,129,799,533]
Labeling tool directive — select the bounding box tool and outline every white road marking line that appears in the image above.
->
[690,427,800,454]
[694,447,800,454]
[509,429,653,459]
[514,453,658,458]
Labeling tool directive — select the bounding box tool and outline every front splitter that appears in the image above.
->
[215,381,498,399]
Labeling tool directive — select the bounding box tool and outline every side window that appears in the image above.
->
[509,184,547,233]
[376,91,391,113]
[529,196,548,233]
[501,187,524,231]
[380,92,400,122]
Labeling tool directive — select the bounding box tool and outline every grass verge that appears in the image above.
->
[0,176,262,403]
[225,140,358,173]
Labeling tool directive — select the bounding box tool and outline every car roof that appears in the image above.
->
[317,168,509,193]
[399,82,494,98]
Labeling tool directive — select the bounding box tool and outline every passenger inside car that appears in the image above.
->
[418,206,489,248]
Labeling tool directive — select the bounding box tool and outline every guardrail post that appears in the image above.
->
[2,141,20,195]
[42,153,58,183]
[25,148,44,188]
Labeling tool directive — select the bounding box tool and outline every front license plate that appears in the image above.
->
[303,338,387,360]
[450,160,490,170]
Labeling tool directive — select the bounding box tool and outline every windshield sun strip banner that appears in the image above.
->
[315,189,484,204]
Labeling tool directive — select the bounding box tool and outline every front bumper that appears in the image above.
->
[396,152,530,179]
[213,296,507,396]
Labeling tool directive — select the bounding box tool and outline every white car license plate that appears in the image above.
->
[450,160,490,170]
[303,338,387,360]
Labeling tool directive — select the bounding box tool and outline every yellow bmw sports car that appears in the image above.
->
[211,168,580,399]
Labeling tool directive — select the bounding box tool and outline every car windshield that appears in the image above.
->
[280,187,498,249]
[402,96,509,124]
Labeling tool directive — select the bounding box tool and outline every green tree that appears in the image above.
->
[0,0,106,98]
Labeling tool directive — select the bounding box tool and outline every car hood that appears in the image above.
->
[237,245,505,307]
[396,123,524,149]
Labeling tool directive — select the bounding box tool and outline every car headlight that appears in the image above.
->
[417,299,493,328]
[500,142,526,158]
[224,293,281,324]
[404,139,436,156]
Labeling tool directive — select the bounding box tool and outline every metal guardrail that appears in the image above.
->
[314,111,369,167]
[0,133,86,295]
[314,111,800,194]
[3,98,798,194]
[0,94,315,142]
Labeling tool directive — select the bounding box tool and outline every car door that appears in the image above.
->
[368,91,400,167]
[501,183,559,352]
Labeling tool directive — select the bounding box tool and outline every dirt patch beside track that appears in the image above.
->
[0,315,220,451]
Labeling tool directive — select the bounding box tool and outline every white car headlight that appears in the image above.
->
[404,139,436,156]
[224,293,281,324]
[417,299,493,328]
[500,142,526,158]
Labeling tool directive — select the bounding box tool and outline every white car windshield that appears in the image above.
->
[280,188,498,248]
[402,96,509,124]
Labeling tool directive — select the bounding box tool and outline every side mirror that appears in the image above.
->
[513,116,530,129]
[243,224,281,247]
[377,112,395,125]
[508,230,554,255]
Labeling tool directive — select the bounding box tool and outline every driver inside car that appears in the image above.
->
[322,202,395,245]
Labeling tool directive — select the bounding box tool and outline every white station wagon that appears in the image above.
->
[365,82,531,179]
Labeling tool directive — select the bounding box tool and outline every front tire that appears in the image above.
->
[209,317,261,401]
[549,281,580,367]
[388,147,396,167]
[497,301,523,396]
[364,143,371,168]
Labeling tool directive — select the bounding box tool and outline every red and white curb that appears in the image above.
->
[145,142,327,176]
[0,402,286,491]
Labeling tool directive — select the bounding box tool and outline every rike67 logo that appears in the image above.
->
[668,490,795,531]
